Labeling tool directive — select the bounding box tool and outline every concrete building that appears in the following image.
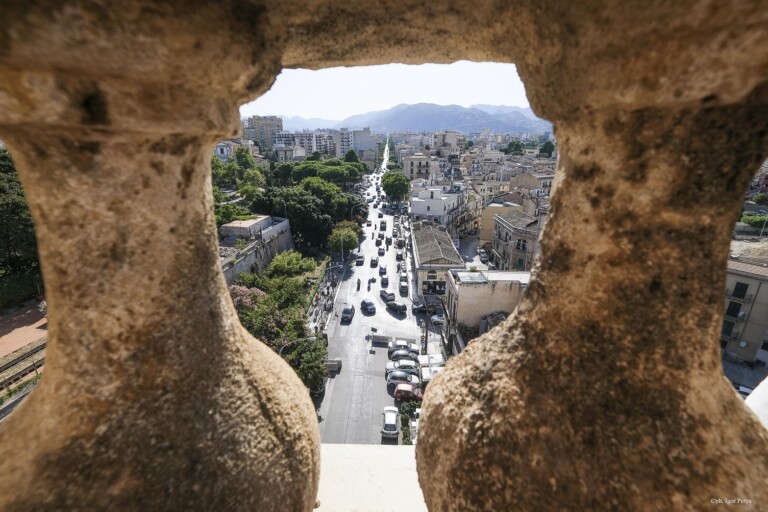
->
[338,128,354,157]
[445,269,531,354]
[410,186,459,226]
[352,127,375,152]
[244,115,283,152]
[445,269,530,328]
[721,259,768,365]
[275,146,306,162]
[411,221,464,296]
[219,215,272,239]
[402,153,438,180]
[491,209,540,271]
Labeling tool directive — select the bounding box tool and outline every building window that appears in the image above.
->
[516,239,527,251]
[761,341,768,352]
[722,321,735,336]
[725,301,742,318]
[427,206,430,212]
[427,270,438,281]
[732,282,749,299]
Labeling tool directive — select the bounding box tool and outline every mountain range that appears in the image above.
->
[279,103,550,133]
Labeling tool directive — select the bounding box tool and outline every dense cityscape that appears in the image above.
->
[2,109,766,445]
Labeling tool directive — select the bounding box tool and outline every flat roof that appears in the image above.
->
[453,270,531,284]
[222,216,268,228]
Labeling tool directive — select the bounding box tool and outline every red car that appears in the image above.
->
[394,383,423,402]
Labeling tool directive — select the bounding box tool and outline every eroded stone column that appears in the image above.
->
[0,11,319,510]
[417,93,768,510]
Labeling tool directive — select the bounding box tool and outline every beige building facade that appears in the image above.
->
[445,270,530,329]
[721,259,768,364]
[411,222,464,296]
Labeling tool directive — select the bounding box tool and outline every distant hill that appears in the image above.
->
[281,115,339,131]
[335,103,550,133]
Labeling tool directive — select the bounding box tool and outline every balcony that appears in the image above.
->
[721,331,742,343]
[724,313,745,323]
[726,289,753,303]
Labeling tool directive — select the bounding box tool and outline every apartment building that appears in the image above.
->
[243,115,283,152]
[491,209,540,271]
[338,128,354,157]
[275,146,306,162]
[721,259,768,365]
[403,153,438,180]
[352,127,375,152]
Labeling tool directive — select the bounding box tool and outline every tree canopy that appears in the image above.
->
[265,250,316,278]
[0,149,39,273]
[539,141,555,157]
[250,187,334,249]
[328,227,359,257]
[343,149,360,163]
[381,170,410,202]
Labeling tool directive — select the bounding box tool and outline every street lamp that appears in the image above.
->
[349,203,366,220]
[279,336,318,357]
[760,210,767,237]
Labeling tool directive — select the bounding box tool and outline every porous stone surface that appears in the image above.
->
[0,1,767,511]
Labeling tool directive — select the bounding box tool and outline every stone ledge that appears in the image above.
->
[317,444,426,512]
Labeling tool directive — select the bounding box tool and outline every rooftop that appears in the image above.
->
[727,258,768,278]
[221,216,268,229]
[452,270,532,284]
[412,222,463,266]
[495,209,538,230]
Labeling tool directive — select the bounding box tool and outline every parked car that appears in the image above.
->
[388,339,419,356]
[397,238,405,248]
[430,314,445,325]
[381,406,400,439]
[386,301,407,314]
[378,212,384,218]
[394,383,423,402]
[385,359,419,376]
[361,298,376,314]
[380,290,396,302]
[378,232,385,240]
[375,238,382,247]
[385,236,392,244]
[387,371,420,387]
[379,265,387,275]
[396,250,403,260]
[735,384,754,398]
[366,220,372,226]
[399,272,408,283]
[411,300,437,314]
[356,255,365,265]
[381,276,389,287]
[399,282,408,294]
[389,349,419,362]
[378,247,385,256]
[370,256,379,267]
[340,304,355,322]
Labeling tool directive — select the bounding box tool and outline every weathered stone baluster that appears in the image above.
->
[417,97,768,509]
[0,6,319,510]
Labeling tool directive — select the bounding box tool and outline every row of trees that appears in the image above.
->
[229,250,327,390]
[271,153,367,189]
[0,149,44,308]
[381,170,410,202]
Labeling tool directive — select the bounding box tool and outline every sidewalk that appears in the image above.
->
[0,303,48,359]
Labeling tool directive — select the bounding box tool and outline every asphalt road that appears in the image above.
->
[317,145,426,445]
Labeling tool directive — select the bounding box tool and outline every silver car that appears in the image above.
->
[386,371,420,387]
[385,359,419,377]
[381,406,400,439]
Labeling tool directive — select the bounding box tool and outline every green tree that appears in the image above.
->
[0,149,39,272]
[215,203,247,226]
[250,187,333,249]
[273,162,294,186]
[753,192,768,205]
[237,167,265,189]
[301,177,342,212]
[234,146,257,170]
[386,162,403,171]
[464,140,474,151]
[539,141,555,157]
[343,149,360,163]
[266,250,316,278]
[335,220,362,237]
[381,170,410,202]
[741,212,768,228]
[306,151,323,161]
[284,337,328,391]
[328,227,359,257]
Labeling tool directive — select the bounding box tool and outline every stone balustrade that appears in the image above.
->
[0,1,767,511]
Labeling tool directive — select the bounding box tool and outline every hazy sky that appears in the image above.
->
[239,61,529,121]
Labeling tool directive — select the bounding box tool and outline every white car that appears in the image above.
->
[381,406,400,439]
[430,314,445,325]
[385,359,419,376]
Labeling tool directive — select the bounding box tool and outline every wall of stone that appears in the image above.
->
[221,227,295,285]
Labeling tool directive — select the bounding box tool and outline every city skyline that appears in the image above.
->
[240,61,530,121]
